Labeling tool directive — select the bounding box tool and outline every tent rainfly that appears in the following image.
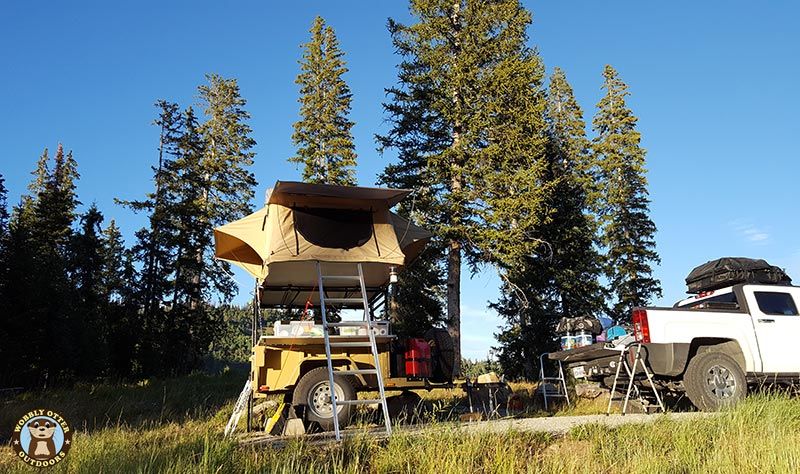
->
[213,181,433,307]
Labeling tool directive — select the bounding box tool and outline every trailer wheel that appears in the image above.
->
[425,328,455,383]
[683,351,747,412]
[292,367,355,431]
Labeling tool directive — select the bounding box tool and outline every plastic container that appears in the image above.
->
[560,333,576,351]
[574,331,593,348]
[404,338,431,378]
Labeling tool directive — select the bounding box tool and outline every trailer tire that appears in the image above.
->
[425,328,455,383]
[683,350,747,412]
[292,367,355,431]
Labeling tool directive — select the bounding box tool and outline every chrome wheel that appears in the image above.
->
[307,380,345,419]
[706,364,736,399]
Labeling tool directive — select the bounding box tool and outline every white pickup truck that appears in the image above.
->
[635,283,800,410]
[558,283,800,411]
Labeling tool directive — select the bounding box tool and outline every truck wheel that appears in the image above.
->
[425,328,455,383]
[292,367,355,431]
[683,351,747,412]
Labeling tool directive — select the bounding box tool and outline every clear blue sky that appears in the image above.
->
[2,1,799,359]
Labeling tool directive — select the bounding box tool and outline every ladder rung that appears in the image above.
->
[336,399,382,405]
[321,275,361,281]
[329,342,373,348]
[327,321,378,327]
[324,298,365,304]
[337,369,378,375]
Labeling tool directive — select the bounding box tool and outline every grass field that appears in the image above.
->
[2,370,799,473]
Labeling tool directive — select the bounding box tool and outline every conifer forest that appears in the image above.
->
[0,1,662,388]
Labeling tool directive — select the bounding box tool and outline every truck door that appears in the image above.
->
[747,288,800,374]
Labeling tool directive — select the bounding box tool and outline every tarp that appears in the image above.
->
[213,181,433,306]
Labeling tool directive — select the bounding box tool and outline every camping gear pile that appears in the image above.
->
[685,257,791,293]
[556,316,603,351]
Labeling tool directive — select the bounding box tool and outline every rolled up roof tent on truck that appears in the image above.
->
[213,180,433,308]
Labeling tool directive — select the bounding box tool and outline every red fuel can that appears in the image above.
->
[404,338,432,378]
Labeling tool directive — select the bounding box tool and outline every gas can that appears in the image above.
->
[404,338,432,378]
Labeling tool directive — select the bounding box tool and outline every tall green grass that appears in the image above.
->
[2,373,799,473]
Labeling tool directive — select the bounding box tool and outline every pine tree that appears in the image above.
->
[0,173,8,247]
[493,68,607,379]
[196,74,257,303]
[69,204,109,376]
[0,174,10,383]
[119,101,183,316]
[101,220,140,377]
[2,145,81,384]
[291,16,357,185]
[379,0,549,374]
[593,65,661,321]
[543,67,605,318]
[169,106,206,307]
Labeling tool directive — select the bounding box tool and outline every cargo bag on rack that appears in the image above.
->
[685,257,791,294]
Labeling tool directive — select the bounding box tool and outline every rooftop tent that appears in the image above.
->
[213,181,433,307]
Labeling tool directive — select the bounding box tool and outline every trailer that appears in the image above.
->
[215,181,500,439]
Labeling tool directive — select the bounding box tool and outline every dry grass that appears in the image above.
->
[2,372,799,473]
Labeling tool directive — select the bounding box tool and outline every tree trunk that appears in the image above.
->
[447,237,462,376]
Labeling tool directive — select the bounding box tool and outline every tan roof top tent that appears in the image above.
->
[213,181,433,307]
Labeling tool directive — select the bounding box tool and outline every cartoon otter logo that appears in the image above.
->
[27,417,57,460]
[11,409,72,468]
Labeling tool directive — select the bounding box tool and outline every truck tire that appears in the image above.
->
[683,351,747,412]
[292,367,355,431]
[425,328,455,383]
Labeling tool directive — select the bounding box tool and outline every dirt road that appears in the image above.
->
[240,411,713,447]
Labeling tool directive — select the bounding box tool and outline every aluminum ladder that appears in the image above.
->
[605,343,665,415]
[539,352,570,410]
[317,262,392,441]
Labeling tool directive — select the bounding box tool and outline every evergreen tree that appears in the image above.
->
[196,74,257,304]
[493,69,609,379]
[119,101,183,316]
[593,65,661,321]
[101,220,140,377]
[168,106,206,307]
[543,68,605,318]
[291,16,357,185]
[379,0,549,374]
[2,145,81,385]
[69,204,109,376]
[0,174,10,383]
[117,102,185,374]
[0,172,8,257]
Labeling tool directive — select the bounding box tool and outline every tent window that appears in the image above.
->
[293,207,374,250]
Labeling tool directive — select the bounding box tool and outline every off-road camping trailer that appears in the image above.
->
[214,181,487,438]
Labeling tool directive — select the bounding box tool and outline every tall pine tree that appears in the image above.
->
[380,0,549,373]
[593,65,661,321]
[119,101,183,318]
[196,74,257,303]
[493,68,606,379]
[2,145,81,385]
[69,204,109,376]
[543,67,605,318]
[291,16,357,185]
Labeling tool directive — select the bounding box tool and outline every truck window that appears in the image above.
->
[754,292,799,316]
[686,292,739,310]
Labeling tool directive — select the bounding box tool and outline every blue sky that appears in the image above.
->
[2,1,799,359]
